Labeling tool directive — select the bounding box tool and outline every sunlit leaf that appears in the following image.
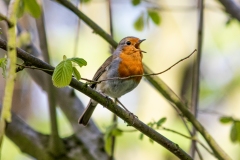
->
[16,0,25,18]
[73,67,81,80]
[148,10,161,25]
[132,0,141,6]
[104,134,112,155]
[134,13,144,31]
[52,59,73,88]
[23,0,41,18]
[219,116,233,124]
[70,57,87,67]
[111,128,123,136]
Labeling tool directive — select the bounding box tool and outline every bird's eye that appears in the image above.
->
[126,41,131,45]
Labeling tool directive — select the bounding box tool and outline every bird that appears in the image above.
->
[78,36,145,126]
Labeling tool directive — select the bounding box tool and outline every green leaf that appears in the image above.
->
[111,128,123,136]
[230,121,240,143]
[16,0,25,18]
[63,55,67,60]
[139,133,144,140]
[134,13,144,31]
[73,67,81,80]
[230,123,238,142]
[23,0,41,18]
[148,10,161,25]
[219,116,233,124]
[52,59,73,88]
[70,57,87,67]
[104,134,112,155]
[104,123,118,155]
[131,0,141,6]
[147,122,153,127]
[157,117,167,127]
[235,121,240,143]
[149,138,154,143]
[82,0,91,3]
[0,57,7,78]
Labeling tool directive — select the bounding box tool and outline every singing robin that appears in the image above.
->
[78,36,145,126]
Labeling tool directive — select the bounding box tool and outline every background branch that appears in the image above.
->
[35,1,65,155]
[190,0,204,158]
[217,0,240,21]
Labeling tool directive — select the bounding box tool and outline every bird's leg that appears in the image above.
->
[115,99,138,125]
[98,91,111,108]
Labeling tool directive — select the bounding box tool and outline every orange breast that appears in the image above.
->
[118,51,143,83]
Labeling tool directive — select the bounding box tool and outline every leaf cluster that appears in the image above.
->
[52,55,87,88]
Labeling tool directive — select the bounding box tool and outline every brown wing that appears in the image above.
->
[90,55,113,88]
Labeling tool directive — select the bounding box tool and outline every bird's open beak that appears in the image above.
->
[135,39,146,53]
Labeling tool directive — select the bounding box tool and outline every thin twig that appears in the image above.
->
[16,64,54,72]
[190,0,204,158]
[118,125,214,157]
[161,127,214,157]
[83,49,197,85]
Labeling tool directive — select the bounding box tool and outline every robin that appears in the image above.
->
[78,36,145,126]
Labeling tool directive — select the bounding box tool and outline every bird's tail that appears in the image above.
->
[78,100,97,126]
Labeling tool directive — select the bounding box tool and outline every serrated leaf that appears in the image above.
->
[131,0,141,6]
[70,57,87,67]
[52,59,73,88]
[0,57,7,78]
[148,10,161,25]
[157,117,167,127]
[219,116,233,124]
[23,0,41,18]
[139,133,144,140]
[134,13,144,31]
[73,67,81,80]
